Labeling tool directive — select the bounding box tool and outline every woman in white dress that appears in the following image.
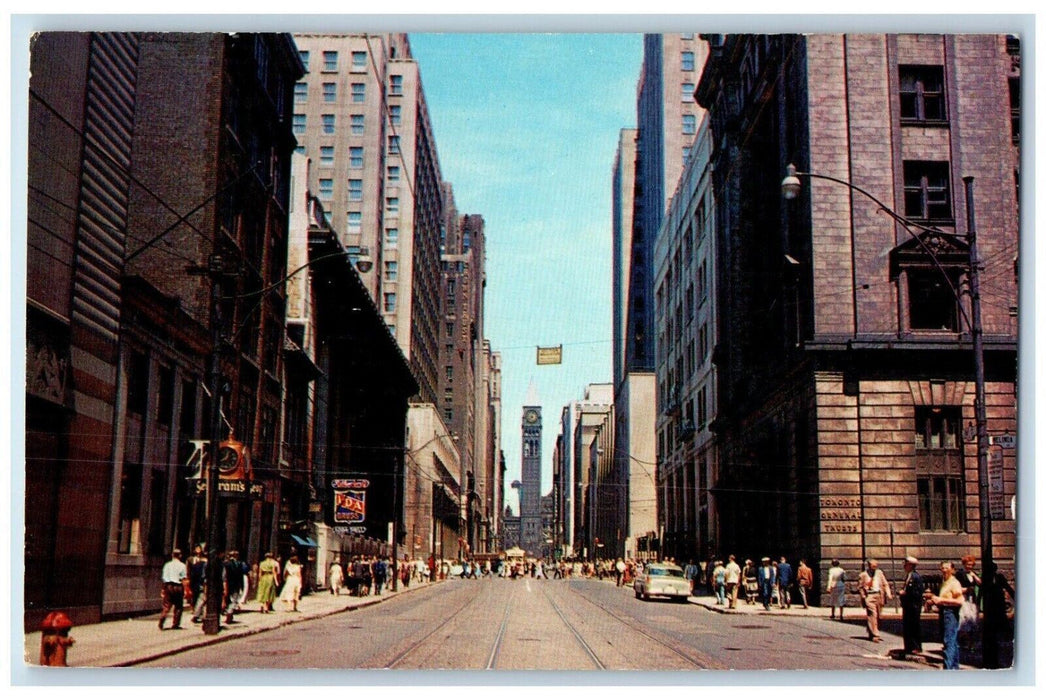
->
[827,559,847,620]
[329,559,344,595]
[281,555,303,611]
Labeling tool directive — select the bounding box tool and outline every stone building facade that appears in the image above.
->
[697,34,1019,595]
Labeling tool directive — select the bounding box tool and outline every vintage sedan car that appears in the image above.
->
[633,563,691,602]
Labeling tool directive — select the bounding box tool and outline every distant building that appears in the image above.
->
[568,384,614,558]
[653,113,718,562]
[519,402,544,555]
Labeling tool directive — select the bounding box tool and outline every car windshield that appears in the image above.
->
[647,567,684,578]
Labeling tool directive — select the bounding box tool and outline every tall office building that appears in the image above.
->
[293,34,444,403]
[438,182,489,551]
[625,34,708,373]
[612,34,708,562]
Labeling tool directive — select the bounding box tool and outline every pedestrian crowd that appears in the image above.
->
[158,543,1014,670]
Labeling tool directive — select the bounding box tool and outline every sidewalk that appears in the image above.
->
[24,579,439,668]
[685,592,1012,670]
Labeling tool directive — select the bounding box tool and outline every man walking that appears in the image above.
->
[858,559,892,642]
[925,561,964,669]
[159,548,188,631]
[223,550,247,624]
[757,557,776,610]
[615,558,626,587]
[725,555,742,609]
[898,555,925,655]
[796,559,813,609]
[777,556,793,609]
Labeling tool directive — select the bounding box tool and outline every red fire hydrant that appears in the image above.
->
[39,611,75,667]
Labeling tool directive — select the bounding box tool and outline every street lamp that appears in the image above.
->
[782,163,998,667]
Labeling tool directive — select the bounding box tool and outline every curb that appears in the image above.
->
[121,577,441,665]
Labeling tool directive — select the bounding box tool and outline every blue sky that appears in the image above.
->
[409,33,643,511]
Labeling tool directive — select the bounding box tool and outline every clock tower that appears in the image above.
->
[520,405,543,556]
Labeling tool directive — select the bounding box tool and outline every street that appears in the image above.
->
[140,577,944,671]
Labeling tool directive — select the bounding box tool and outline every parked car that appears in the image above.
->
[634,563,690,602]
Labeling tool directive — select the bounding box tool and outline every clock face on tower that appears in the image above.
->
[524,409,539,424]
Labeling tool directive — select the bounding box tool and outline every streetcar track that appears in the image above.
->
[384,582,494,669]
[540,586,606,670]
[563,582,724,669]
[484,589,514,670]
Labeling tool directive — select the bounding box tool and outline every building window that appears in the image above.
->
[294,82,307,102]
[322,51,338,71]
[387,165,400,182]
[322,114,335,134]
[682,51,695,72]
[445,365,453,382]
[349,146,364,168]
[292,113,306,135]
[383,292,397,313]
[348,179,362,201]
[389,74,403,96]
[156,365,174,427]
[681,33,694,40]
[117,463,143,553]
[903,161,951,222]
[682,83,695,102]
[319,178,333,199]
[899,65,946,122]
[320,146,334,165]
[322,82,336,102]
[390,105,402,125]
[351,82,365,103]
[697,385,707,429]
[299,50,309,71]
[682,146,691,164]
[384,260,398,282]
[908,268,960,331]
[352,51,367,71]
[385,228,399,247]
[388,135,400,155]
[351,114,364,135]
[347,211,362,234]
[444,408,453,422]
[127,351,148,415]
[386,197,399,214]
[682,114,696,135]
[915,405,966,532]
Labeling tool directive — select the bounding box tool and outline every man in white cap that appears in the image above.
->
[899,555,925,655]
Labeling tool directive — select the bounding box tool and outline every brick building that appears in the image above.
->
[696,34,1019,594]
[25,32,304,625]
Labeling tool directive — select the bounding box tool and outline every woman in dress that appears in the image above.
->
[827,559,847,620]
[281,555,303,612]
[256,552,280,613]
[329,558,344,596]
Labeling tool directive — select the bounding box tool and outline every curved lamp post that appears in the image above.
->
[782,163,999,667]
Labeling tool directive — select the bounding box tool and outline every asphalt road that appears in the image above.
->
[141,577,939,671]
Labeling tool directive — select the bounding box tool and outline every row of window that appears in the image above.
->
[293,76,405,104]
[291,107,402,136]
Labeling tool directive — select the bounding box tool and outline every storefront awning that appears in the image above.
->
[291,534,319,547]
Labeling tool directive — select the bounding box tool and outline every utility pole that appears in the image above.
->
[965,176,998,669]
[202,251,226,636]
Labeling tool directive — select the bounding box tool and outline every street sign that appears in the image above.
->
[991,433,1016,449]
[536,345,562,365]
[988,447,1006,520]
